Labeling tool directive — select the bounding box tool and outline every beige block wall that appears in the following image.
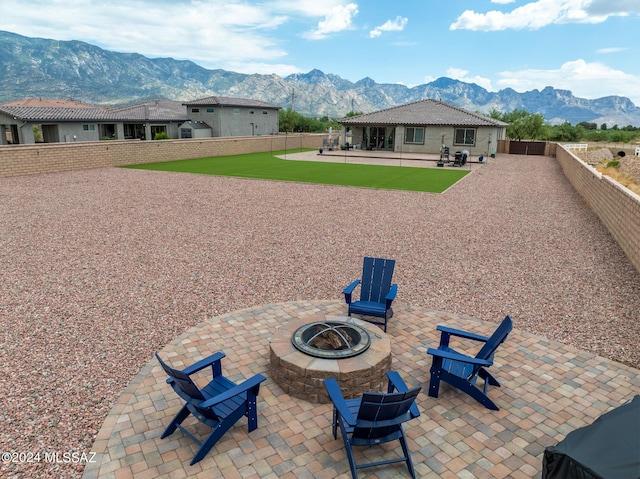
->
[0,133,323,178]
[556,145,640,274]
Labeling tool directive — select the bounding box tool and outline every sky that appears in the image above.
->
[1,0,640,105]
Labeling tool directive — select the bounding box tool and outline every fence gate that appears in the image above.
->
[508,141,546,155]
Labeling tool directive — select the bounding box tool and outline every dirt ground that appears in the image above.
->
[575,147,640,193]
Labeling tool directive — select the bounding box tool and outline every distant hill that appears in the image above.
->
[1,30,639,126]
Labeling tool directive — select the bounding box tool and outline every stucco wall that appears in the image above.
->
[345,125,503,156]
[187,106,279,137]
[0,133,323,178]
[556,144,640,274]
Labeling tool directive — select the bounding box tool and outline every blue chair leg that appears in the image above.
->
[399,432,417,479]
[428,360,443,399]
[161,405,191,438]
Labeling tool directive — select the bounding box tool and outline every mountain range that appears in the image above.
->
[1,30,639,126]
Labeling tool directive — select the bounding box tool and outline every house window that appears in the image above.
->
[191,108,200,113]
[404,127,424,144]
[249,110,255,114]
[82,124,95,131]
[233,108,240,114]
[206,108,214,113]
[455,128,476,146]
[262,110,268,115]
[181,128,192,139]
[151,125,167,138]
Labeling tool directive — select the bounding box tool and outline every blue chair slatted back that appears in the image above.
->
[353,386,421,441]
[360,257,395,304]
[476,315,513,362]
[156,353,206,402]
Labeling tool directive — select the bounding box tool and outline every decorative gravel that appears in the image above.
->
[1,154,638,478]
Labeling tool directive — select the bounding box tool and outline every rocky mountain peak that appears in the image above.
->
[1,30,639,125]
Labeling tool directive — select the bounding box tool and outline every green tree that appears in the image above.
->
[279,108,298,132]
[577,121,597,130]
[547,122,581,142]
[279,108,343,133]
[32,126,43,143]
[487,108,504,120]
[501,109,545,140]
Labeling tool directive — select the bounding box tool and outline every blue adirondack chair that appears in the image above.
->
[155,352,266,465]
[427,315,513,411]
[324,371,421,479]
[342,257,397,332]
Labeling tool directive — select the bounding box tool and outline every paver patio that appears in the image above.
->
[82,300,639,479]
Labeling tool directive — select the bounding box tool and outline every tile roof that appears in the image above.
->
[0,105,116,121]
[339,99,508,127]
[0,97,277,122]
[183,96,281,109]
[110,100,188,121]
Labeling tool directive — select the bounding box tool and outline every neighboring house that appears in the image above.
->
[0,96,280,145]
[0,98,120,144]
[338,99,508,156]
[183,96,280,137]
[110,100,189,140]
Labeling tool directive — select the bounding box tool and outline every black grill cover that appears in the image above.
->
[542,395,640,479]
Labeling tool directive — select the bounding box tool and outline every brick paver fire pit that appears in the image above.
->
[269,314,392,403]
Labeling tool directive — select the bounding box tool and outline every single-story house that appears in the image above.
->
[338,99,508,157]
[0,96,280,145]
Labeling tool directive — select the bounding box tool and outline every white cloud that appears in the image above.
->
[449,0,636,31]
[496,59,640,104]
[369,16,408,38]
[269,0,352,17]
[0,0,294,72]
[0,0,363,73]
[446,68,494,91]
[304,3,359,40]
[596,47,628,54]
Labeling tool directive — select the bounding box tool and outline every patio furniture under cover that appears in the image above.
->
[543,395,640,479]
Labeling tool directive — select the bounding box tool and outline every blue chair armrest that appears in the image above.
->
[182,352,226,376]
[386,371,409,393]
[342,279,361,295]
[385,284,398,302]
[437,325,489,343]
[324,378,357,426]
[343,279,361,305]
[427,347,493,367]
[201,374,266,408]
[386,371,420,418]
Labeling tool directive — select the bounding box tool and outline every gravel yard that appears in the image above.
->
[1,153,639,478]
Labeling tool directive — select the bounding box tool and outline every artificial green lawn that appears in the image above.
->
[122,149,469,193]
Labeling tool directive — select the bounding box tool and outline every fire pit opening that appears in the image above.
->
[269,315,392,402]
[292,321,371,359]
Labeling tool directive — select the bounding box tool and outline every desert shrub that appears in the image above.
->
[607,160,620,168]
[154,132,169,140]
